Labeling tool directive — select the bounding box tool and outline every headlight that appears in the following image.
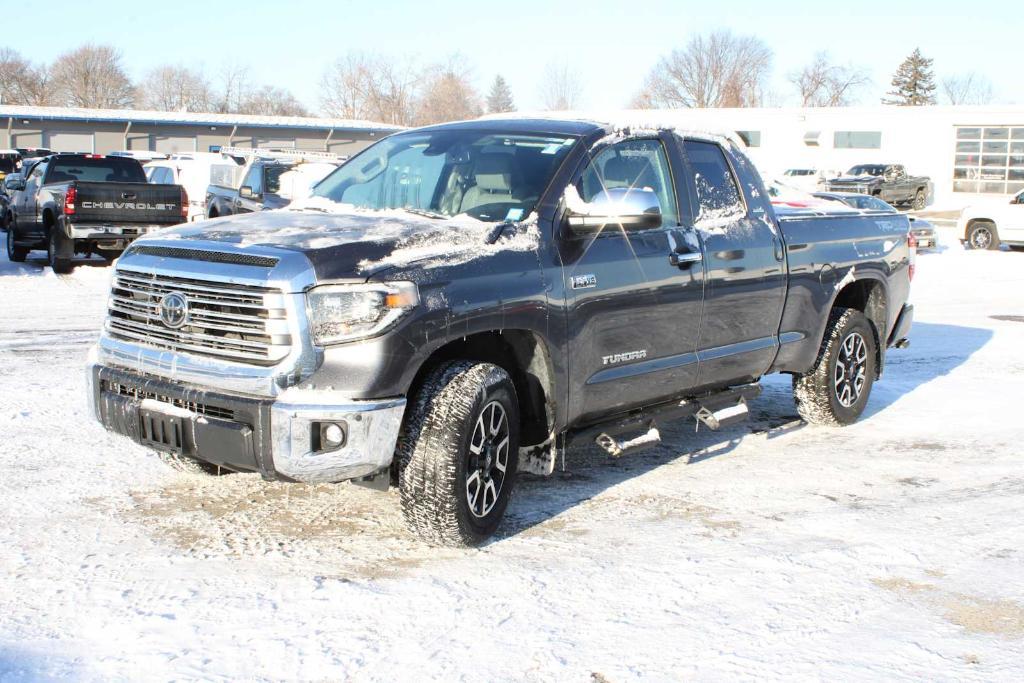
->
[306,282,418,345]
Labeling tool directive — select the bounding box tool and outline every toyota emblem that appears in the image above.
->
[158,292,189,329]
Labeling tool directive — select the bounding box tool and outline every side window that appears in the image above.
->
[577,139,680,228]
[682,140,745,222]
[242,165,263,195]
[29,164,45,184]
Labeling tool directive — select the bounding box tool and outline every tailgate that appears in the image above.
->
[74,182,183,225]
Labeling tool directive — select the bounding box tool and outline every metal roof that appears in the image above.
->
[0,105,403,132]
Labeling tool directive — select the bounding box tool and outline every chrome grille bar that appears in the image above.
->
[106,268,292,365]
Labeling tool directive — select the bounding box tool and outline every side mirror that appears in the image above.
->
[565,187,663,234]
[239,185,255,199]
[5,176,25,191]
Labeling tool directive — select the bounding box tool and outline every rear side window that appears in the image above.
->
[683,141,745,222]
[47,157,147,184]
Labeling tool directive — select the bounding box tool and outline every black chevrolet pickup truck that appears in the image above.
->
[87,118,914,546]
[6,154,186,272]
[824,164,931,210]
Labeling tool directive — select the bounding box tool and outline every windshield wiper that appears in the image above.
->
[402,207,448,220]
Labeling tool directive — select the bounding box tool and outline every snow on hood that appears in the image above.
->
[144,202,537,279]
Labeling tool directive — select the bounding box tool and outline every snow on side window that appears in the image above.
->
[684,140,745,227]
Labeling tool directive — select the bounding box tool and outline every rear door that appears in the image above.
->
[680,139,786,389]
[562,134,706,424]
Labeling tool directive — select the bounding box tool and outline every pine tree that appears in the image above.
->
[882,48,937,106]
[486,75,515,113]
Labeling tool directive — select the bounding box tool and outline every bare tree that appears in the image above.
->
[211,62,253,114]
[789,52,869,107]
[48,44,134,108]
[941,72,994,105]
[415,56,481,125]
[320,52,418,125]
[238,85,309,117]
[538,62,583,110]
[0,47,50,105]
[138,65,212,112]
[634,31,772,108]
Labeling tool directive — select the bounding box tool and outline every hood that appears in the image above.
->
[144,204,538,280]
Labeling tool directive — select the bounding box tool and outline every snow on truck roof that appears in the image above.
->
[474,111,740,146]
[0,105,403,132]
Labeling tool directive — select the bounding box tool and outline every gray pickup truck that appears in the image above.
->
[87,118,914,546]
[824,164,930,210]
[5,154,186,272]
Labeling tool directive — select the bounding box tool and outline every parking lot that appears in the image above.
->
[1,224,1023,681]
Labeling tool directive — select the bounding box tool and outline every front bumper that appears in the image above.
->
[87,363,405,483]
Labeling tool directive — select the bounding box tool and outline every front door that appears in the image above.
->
[561,135,705,425]
[680,139,786,389]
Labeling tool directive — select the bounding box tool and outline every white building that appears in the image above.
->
[612,105,1024,210]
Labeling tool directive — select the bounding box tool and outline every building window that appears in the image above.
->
[833,131,882,149]
[954,126,1024,194]
[736,131,761,147]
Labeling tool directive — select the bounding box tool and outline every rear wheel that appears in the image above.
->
[793,308,877,426]
[912,189,926,210]
[398,361,520,547]
[6,222,27,262]
[47,228,73,274]
[966,221,999,250]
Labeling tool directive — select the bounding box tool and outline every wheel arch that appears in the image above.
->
[406,329,558,447]
[964,217,996,240]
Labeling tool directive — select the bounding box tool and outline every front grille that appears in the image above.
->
[129,245,280,267]
[103,380,236,420]
[106,268,292,365]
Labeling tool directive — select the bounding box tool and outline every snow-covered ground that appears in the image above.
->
[1,230,1023,682]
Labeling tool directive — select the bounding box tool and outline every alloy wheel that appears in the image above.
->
[465,400,510,518]
[970,227,992,250]
[834,332,868,408]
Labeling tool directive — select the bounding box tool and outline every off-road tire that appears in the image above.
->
[912,189,926,211]
[398,361,520,547]
[793,308,877,426]
[156,451,230,476]
[47,228,73,274]
[6,222,27,262]
[966,221,999,251]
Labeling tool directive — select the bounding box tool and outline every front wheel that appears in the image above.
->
[6,222,28,262]
[966,221,999,251]
[793,308,877,426]
[398,361,520,547]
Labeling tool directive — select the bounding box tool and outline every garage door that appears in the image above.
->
[154,136,197,154]
[47,132,95,153]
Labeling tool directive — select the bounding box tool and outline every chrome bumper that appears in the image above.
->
[87,358,406,484]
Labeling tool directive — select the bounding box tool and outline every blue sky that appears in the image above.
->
[8,0,1020,113]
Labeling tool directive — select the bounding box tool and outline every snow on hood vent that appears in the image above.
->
[128,245,279,268]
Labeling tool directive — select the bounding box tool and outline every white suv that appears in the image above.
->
[958,190,1024,250]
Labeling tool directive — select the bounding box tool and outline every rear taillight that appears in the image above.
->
[180,187,189,219]
[907,231,917,281]
[64,186,76,215]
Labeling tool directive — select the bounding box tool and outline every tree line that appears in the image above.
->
[0,37,997,126]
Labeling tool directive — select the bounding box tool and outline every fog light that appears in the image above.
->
[319,422,347,450]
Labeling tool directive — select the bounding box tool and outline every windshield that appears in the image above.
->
[844,195,893,211]
[47,156,147,183]
[312,130,578,222]
[846,165,886,177]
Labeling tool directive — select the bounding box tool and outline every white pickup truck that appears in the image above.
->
[958,189,1024,250]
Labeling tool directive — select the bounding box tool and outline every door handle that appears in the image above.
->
[772,238,785,262]
[669,250,702,267]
